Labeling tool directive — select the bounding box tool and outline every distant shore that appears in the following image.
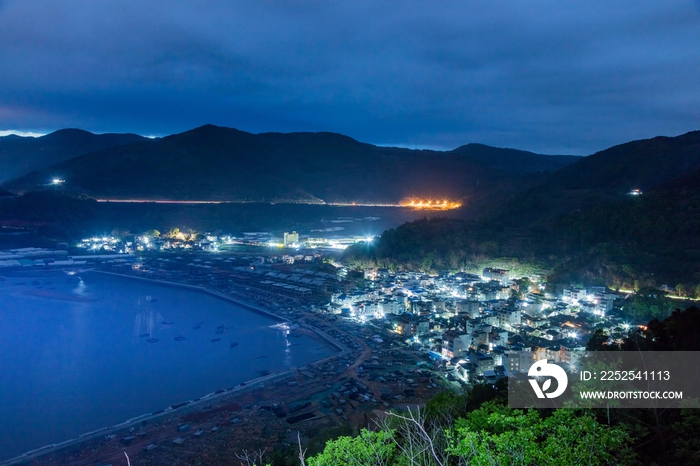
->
[94,198,413,208]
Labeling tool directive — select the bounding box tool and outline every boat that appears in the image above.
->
[174,335,185,341]
[211,338,221,342]
[147,338,158,343]
[161,320,174,325]
[230,341,239,348]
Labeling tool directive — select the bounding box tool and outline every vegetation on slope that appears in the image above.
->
[307,403,634,466]
[0,190,98,240]
[344,133,700,290]
[485,130,700,227]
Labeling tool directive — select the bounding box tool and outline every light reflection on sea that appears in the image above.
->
[0,270,334,461]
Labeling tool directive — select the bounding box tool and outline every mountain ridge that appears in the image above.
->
[0,129,146,183]
[481,130,700,226]
[343,129,700,288]
[3,124,578,205]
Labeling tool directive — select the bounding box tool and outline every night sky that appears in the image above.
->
[1,1,699,154]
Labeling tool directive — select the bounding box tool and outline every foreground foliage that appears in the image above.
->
[306,403,635,466]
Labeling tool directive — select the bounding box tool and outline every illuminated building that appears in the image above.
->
[401,198,462,210]
[283,231,299,246]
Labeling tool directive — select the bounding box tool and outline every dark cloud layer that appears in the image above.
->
[1,0,699,154]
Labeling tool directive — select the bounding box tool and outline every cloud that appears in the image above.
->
[0,130,46,137]
[0,0,699,154]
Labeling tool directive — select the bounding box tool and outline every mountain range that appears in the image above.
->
[344,130,700,289]
[1,124,578,205]
[2,124,699,288]
[0,129,145,184]
[483,130,700,226]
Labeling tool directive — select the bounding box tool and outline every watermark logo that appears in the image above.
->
[528,359,568,399]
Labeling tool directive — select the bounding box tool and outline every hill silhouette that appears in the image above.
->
[345,130,700,288]
[450,143,579,174]
[0,129,146,184]
[4,124,577,205]
[484,130,700,225]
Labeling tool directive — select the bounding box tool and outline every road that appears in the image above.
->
[95,198,443,208]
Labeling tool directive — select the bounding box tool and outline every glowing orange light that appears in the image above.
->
[400,198,462,210]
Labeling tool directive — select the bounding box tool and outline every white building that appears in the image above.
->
[502,350,534,373]
[442,331,471,359]
[380,299,405,315]
[283,231,299,246]
[458,300,481,318]
[496,309,521,329]
[483,268,510,285]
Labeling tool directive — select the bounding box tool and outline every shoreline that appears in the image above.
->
[0,270,348,466]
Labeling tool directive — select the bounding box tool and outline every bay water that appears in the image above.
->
[0,270,335,460]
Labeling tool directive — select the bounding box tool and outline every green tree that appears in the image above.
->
[307,429,395,466]
[673,405,700,465]
[622,287,675,321]
[446,403,635,465]
[586,328,615,351]
[307,402,635,466]
[675,283,686,297]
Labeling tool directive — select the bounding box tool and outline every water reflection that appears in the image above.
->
[0,270,335,461]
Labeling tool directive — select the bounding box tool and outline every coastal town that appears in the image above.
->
[0,228,641,466]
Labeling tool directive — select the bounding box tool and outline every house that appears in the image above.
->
[502,350,535,374]
[376,268,391,280]
[483,268,510,285]
[442,330,471,359]
[394,315,429,338]
[475,354,495,376]
[496,308,521,328]
[380,298,405,315]
[457,300,480,318]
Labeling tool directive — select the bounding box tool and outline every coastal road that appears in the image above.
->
[96,199,230,204]
[95,198,411,208]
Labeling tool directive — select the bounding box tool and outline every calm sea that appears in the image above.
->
[0,270,335,461]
